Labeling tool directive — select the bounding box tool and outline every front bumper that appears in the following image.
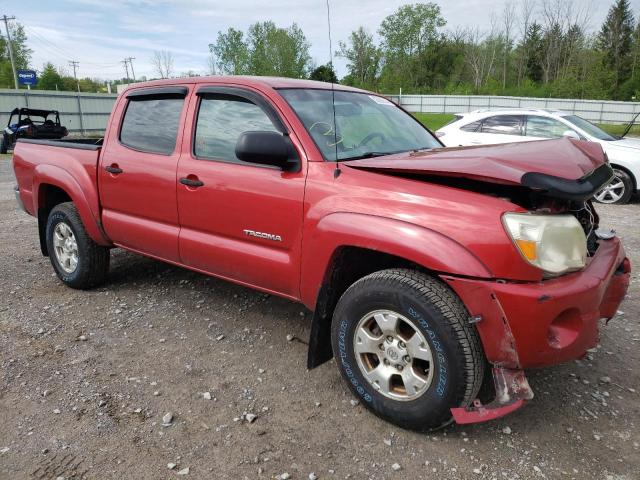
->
[14,185,26,213]
[444,237,629,423]
[443,237,630,369]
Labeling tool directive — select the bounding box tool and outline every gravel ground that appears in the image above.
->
[0,154,638,480]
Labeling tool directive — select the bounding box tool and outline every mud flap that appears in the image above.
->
[450,367,534,424]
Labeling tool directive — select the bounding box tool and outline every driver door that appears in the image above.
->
[176,86,306,298]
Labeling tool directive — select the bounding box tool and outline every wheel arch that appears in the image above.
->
[610,163,637,191]
[34,166,111,255]
[303,213,493,369]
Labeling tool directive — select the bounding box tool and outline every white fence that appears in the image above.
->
[386,94,640,125]
[0,89,117,134]
[2,90,639,133]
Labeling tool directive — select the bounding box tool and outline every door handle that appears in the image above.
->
[180,177,204,187]
[105,165,123,174]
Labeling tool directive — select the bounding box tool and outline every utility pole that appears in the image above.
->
[125,57,136,81]
[1,15,19,89]
[121,59,130,83]
[68,60,80,92]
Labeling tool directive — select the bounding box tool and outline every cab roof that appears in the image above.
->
[122,75,369,94]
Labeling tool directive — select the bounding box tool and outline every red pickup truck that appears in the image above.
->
[12,77,630,430]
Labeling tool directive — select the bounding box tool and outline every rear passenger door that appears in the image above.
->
[176,86,306,298]
[99,86,189,262]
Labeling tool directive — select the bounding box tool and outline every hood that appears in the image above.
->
[607,137,640,150]
[343,138,613,201]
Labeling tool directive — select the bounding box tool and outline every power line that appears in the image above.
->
[68,60,80,92]
[24,25,122,68]
[1,15,19,89]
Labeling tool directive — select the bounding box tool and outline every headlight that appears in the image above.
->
[502,213,587,276]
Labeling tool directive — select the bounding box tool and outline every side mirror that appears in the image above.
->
[235,131,298,170]
[562,130,581,140]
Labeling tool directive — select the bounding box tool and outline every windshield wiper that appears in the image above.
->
[339,151,399,161]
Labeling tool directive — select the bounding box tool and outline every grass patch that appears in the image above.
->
[413,113,456,131]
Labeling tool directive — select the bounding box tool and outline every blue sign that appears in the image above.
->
[17,70,37,86]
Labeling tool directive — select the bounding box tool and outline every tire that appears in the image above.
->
[45,202,110,289]
[594,169,633,205]
[331,268,484,431]
[0,135,7,154]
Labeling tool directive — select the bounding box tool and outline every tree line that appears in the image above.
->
[1,0,639,100]
[211,0,640,100]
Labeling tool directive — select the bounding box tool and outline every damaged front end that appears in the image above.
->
[451,368,534,424]
[344,139,628,424]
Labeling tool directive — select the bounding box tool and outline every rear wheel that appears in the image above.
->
[331,269,484,431]
[594,169,633,204]
[46,202,110,289]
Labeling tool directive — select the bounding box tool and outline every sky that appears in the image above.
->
[6,0,640,82]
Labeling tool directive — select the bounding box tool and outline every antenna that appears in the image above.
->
[325,0,340,178]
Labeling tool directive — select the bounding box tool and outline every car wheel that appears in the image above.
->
[594,169,633,204]
[46,202,110,289]
[331,268,485,431]
[0,135,7,154]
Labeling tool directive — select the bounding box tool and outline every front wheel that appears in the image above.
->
[331,269,485,431]
[0,135,8,154]
[594,169,633,204]
[46,202,110,289]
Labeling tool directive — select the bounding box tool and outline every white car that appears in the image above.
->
[436,109,640,204]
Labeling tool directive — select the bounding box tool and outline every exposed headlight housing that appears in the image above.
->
[502,213,587,276]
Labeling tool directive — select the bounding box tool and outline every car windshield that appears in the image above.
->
[563,115,615,141]
[279,89,441,161]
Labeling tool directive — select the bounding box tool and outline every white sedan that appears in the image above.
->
[436,109,640,204]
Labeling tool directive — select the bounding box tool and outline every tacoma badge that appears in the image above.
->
[243,229,282,242]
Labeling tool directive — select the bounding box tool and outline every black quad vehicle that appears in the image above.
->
[2,108,69,154]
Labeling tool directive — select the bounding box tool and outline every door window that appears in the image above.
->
[120,97,184,154]
[194,95,279,163]
[480,115,523,136]
[525,116,572,138]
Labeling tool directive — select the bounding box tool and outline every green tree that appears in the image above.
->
[0,22,32,87]
[597,0,635,90]
[247,21,311,78]
[36,63,64,90]
[337,27,381,88]
[212,28,250,75]
[309,64,337,83]
[521,22,544,83]
[378,3,446,89]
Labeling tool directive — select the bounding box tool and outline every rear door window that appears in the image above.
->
[525,116,571,138]
[480,115,523,136]
[120,97,185,154]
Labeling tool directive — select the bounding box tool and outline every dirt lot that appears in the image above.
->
[0,154,638,480]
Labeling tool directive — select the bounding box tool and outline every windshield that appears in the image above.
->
[279,89,441,161]
[563,115,615,141]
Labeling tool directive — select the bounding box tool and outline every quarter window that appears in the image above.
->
[194,95,279,163]
[120,97,184,154]
[460,120,482,132]
[481,115,523,136]
[525,116,571,138]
